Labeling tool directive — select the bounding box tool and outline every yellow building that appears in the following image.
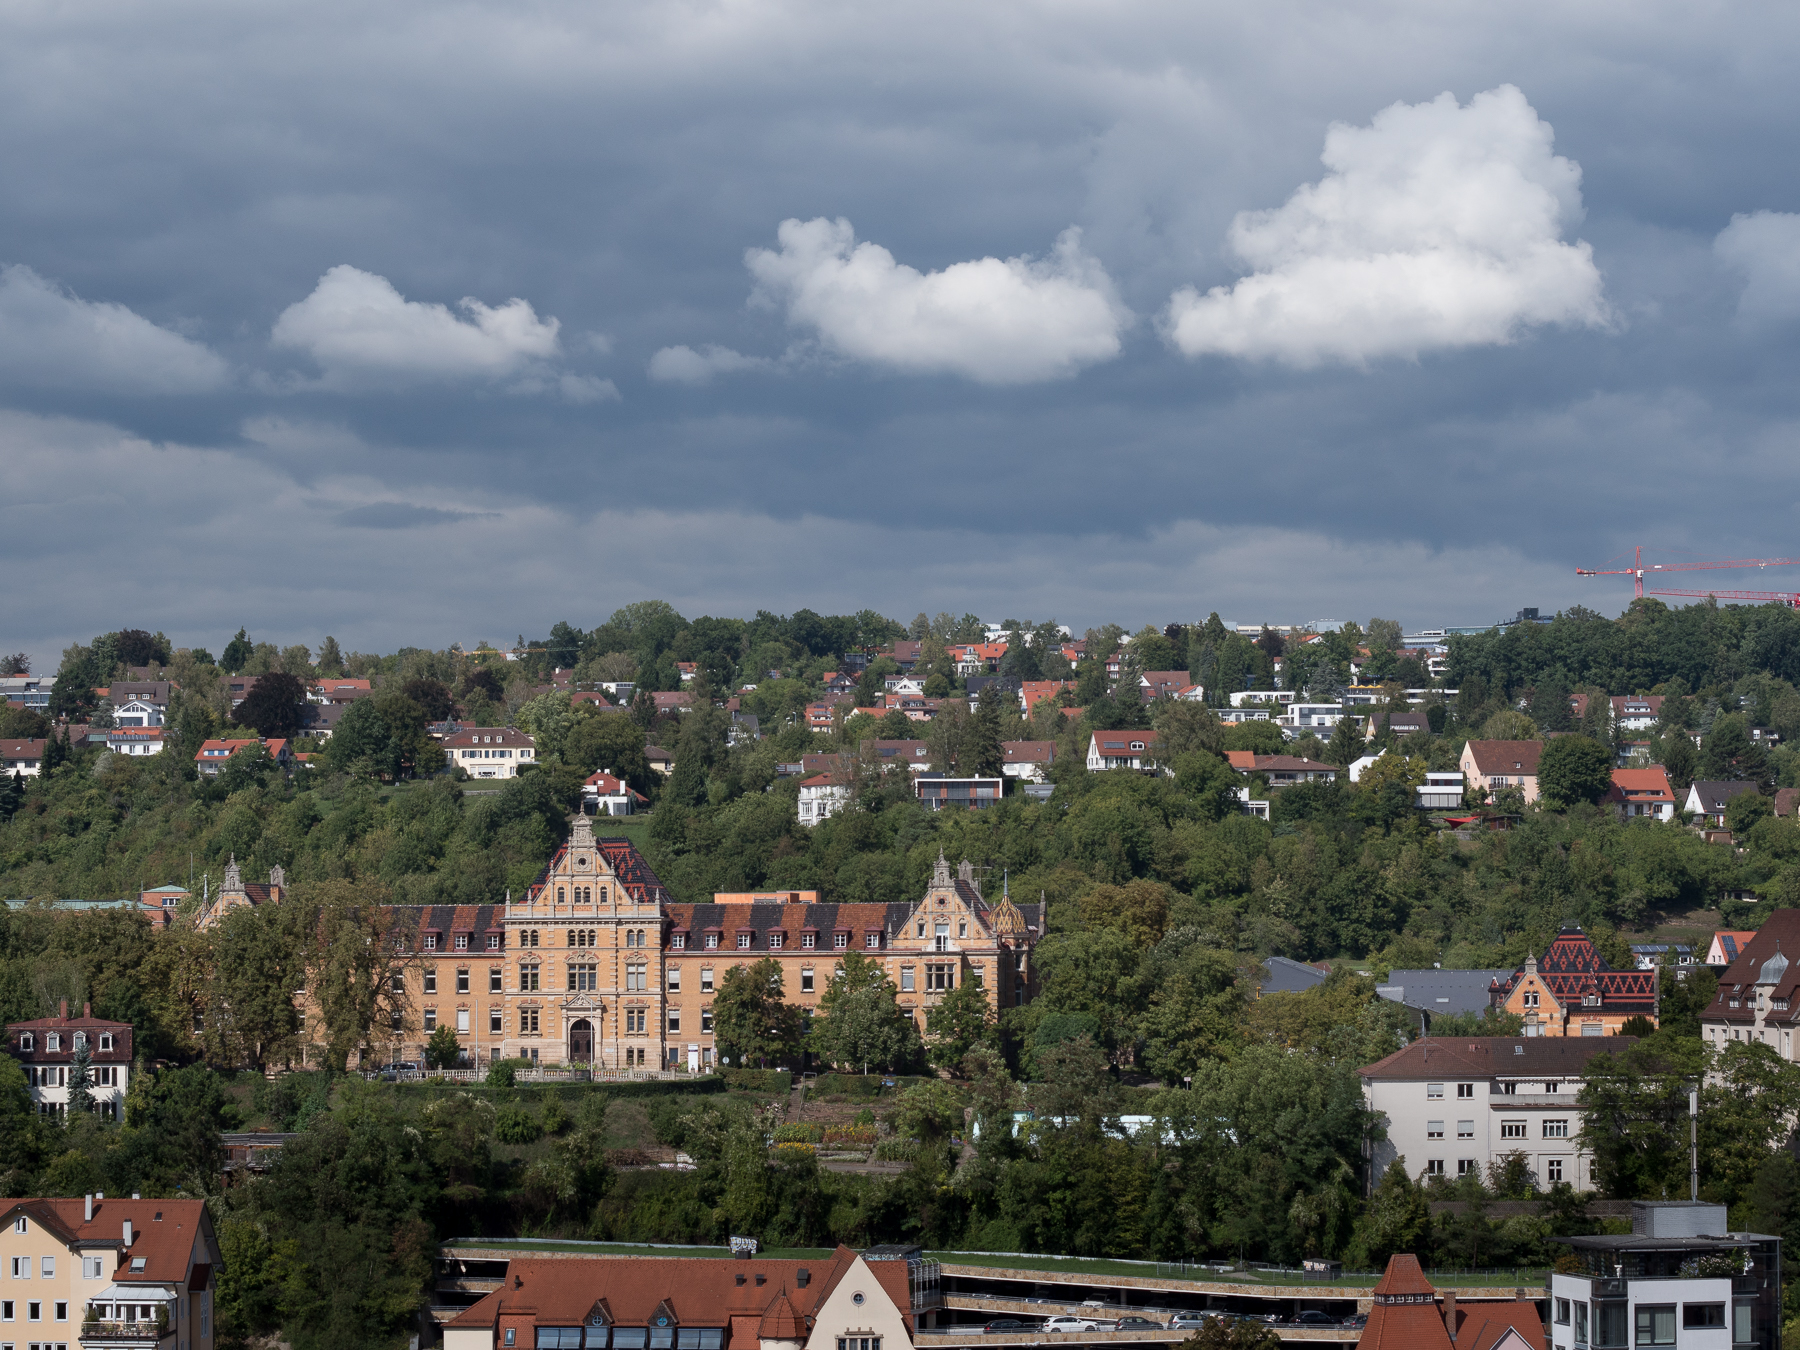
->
[1489,928,1659,1037]
[0,1196,219,1350]
[358,816,1039,1071]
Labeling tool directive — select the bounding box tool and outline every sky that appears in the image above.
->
[6,0,1800,665]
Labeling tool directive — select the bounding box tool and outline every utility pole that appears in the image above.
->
[1689,1086,1699,1202]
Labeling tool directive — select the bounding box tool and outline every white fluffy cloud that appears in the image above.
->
[647,343,774,384]
[271,264,562,386]
[744,219,1127,383]
[1714,211,1800,323]
[1165,85,1609,367]
[0,264,227,393]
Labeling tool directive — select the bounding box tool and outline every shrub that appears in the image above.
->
[540,1091,568,1136]
[486,1060,517,1089]
[870,1138,919,1163]
[772,1122,822,1144]
[719,1068,791,1093]
[493,1102,543,1144]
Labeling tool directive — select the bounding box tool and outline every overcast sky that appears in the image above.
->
[5,0,1800,664]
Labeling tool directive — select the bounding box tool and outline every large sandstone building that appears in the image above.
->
[327,817,1040,1070]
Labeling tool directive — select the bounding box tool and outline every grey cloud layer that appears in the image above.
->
[1,0,1800,652]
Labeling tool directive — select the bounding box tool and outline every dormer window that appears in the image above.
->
[98,1033,113,1052]
[18,1033,31,1051]
[46,1033,59,1052]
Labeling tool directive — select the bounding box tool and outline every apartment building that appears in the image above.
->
[356,821,1038,1072]
[1361,1036,1635,1192]
[1701,908,1800,1059]
[0,1196,220,1350]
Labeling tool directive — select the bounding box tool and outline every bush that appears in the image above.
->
[870,1138,919,1163]
[772,1122,822,1144]
[486,1060,517,1089]
[821,1125,877,1149]
[719,1068,791,1093]
[540,1091,568,1136]
[493,1102,543,1144]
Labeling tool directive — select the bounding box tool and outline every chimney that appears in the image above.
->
[122,1219,133,1247]
[59,998,68,1020]
[83,1002,91,1018]
[84,1194,93,1222]
[1443,1291,1457,1341]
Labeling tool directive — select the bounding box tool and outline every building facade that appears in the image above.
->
[1700,908,1800,1057]
[443,727,537,779]
[1461,740,1544,805]
[4,1004,133,1119]
[1361,1036,1635,1193]
[0,1196,220,1350]
[1488,927,1659,1037]
[358,821,1038,1071]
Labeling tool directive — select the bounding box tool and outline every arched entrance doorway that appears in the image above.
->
[568,1018,594,1064]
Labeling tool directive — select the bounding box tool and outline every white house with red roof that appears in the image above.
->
[583,770,648,817]
[105,726,166,758]
[1604,766,1677,821]
[193,737,291,777]
[1086,729,1159,771]
[1,737,45,777]
[1000,741,1055,782]
[798,772,851,825]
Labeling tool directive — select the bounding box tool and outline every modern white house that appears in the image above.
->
[798,773,851,825]
[1418,771,1466,809]
[1360,1035,1634,1193]
[1549,1202,1780,1350]
[444,726,536,779]
[105,726,167,757]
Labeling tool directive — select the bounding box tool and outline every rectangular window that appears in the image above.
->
[521,1007,539,1035]
[768,932,784,950]
[704,933,719,950]
[81,1259,101,1280]
[865,933,880,949]
[488,934,502,950]
[667,968,681,992]
[455,934,469,951]
[457,1009,470,1034]
[800,968,814,993]
[1634,1306,1674,1346]
[9,1256,23,1278]
[1456,1083,1474,1098]
[521,966,540,991]
[1427,1083,1444,1099]
[1555,1298,1570,1326]
[701,1008,714,1033]
[390,973,405,994]
[424,1009,437,1031]
[1457,1159,1477,1176]
[426,933,439,951]
[1457,1121,1474,1139]
[490,968,502,993]
[53,1303,65,1322]
[1682,1304,1725,1329]
[1,1296,9,1317]
[1544,1119,1569,1138]
[490,1009,502,1034]
[701,969,714,993]
[834,932,848,949]
[1502,1121,1525,1138]
[424,970,437,994]
[1574,1302,1587,1346]
[1546,1158,1564,1182]
[901,968,915,992]
[457,969,470,994]
[738,933,753,949]
[1425,1160,1444,1175]
[668,1011,681,1034]
[802,933,816,949]
[26,1304,38,1323]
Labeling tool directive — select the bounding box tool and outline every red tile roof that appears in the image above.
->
[1002,741,1055,764]
[1463,739,1544,775]
[1454,1302,1545,1350]
[1358,1255,1450,1350]
[0,1198,213,1288]
[1606,766,1675,802]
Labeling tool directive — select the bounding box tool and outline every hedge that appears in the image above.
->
[717,1068,792,1093]
[388,1076,726,1105]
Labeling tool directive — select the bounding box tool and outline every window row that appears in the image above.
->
[11,1032,114,1053]
[416,932,503,952]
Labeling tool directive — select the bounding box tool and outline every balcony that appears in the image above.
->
[79,1320,172,1347]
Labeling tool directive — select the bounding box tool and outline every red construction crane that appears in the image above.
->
[1576,545,1800,598]
[1648,588,1800,608]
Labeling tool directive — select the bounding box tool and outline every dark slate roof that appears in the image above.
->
[1490,928,1658,1014]
[1706,907,1800,1026]
[664,893,1042,945]
[386,903,505,938]
[1377,968,1513,1016]
[525,836,668,904]
[1689,781,1760,813]
[1258,956,1330,994]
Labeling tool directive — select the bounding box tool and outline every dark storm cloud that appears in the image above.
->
[3,0,1800,660]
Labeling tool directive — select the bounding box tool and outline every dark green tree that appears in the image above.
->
[1325,715,1366,767]
[810,951,919,1072]
[67,1032,94,1116]
[231,671,307,738]
[713,957,805,1068]
[220,628,254,674]
[927,976,994,1072]
[424,1024,462,1070]
[1536,734,1614,809]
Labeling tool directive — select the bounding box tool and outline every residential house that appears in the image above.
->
[0,1195,221,1350]
[1707,930,1757,967]
[1225,752,1338,787]
[442,1246,927,1350]
[1018,681,1073,715]
[888,640,922,671]
[193,737,291,777]
[1086,729,1159,771]
[583,771,647,817]
[0,675,50,710]
[1549,1203,1780,1350]
[1356,1254,1543,1350]
[223,674,260,707]
[1279,702,1346,733]
[1258,956,1329,994]
[882,676,925,697]
[1218,706,1274,725]
[1628,943,1695,972]
[1609,695,1665,732]
[644,746,675,777]
[1348,754,1381,782]
[138,884,188,930]
[301,700,351,738]
[798,773,851,826]
[950,643,1007,676]
[1000,741,1054,782]
[311,677,373,704]
[653,692,694,716]
[913,775,1003,811]
[1488,927,1659,1037]
[1362,711,1430,738]
[1777,788,1800,819]
[1230,689,1295,706]
[1460,740,1544,804]
[1418,772,1466,809]
[104,726,165,758]
[107,681,174,726]
[963,676,1021,702]
[1137,671,1192,701]
[676,662,698,684]
[1605,767,1677,821]
[821,671,858,696]
[1701,907,1800,1060]
[195,856,287,931]
[1361,1034,1635,1191]
[5,1002,132,1118]
[1615,738,1654,766]
[860,741,933,774]
[1686,780,1759,826]
[444,726,537,779]
[1,738,45,777]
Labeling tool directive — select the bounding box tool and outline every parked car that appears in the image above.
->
[1166,1314,1211,1330]
[1079,1301,1110,1311]
[1042,1316,1102,1333]
[1114,1316,1163,1330]
[1339,1312,1369,1330]
[1289,1311,1339,1328]
[983,1320,1027,1334]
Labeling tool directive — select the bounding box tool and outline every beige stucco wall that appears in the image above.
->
[803,1256,913,1350]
